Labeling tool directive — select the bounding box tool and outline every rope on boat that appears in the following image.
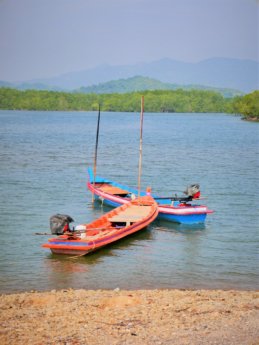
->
[69,252,87,259]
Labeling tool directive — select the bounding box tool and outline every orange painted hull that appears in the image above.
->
[42,195,158,256]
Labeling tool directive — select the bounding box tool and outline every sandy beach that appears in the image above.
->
[0,288,258,345]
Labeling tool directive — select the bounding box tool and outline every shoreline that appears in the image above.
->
[242,116,259,122]
[1,288,258,345]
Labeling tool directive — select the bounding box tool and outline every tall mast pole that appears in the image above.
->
[138,96,144,197]
[92,104,101,202]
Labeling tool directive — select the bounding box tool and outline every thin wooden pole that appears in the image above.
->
[92,104,101,202]
[138,96,144,197]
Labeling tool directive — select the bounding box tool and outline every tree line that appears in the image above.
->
[0,87,258,120]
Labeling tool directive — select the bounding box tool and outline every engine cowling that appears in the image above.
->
[49,214,74,235]
[184,184,200,199]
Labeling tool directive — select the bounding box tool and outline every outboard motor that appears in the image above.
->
[50,214,74,235]
[184,184,200,199]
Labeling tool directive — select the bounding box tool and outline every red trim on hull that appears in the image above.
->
[88,182,213,216]
[50,248,93,255]
[43,195,159,256]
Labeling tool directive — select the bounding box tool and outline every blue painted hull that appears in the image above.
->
[96,195,207,223]
[157,212,207,224]
[95,195,121,208]
[88,168,213,224]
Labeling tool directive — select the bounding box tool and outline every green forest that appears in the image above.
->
[0,87,258,120]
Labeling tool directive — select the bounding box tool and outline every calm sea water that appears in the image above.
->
[0,110,258,293]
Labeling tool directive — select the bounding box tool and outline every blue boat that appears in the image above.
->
[87,168,213,224]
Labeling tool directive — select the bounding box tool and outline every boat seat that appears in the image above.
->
[108,215,142,223]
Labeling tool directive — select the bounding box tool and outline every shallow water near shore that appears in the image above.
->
[0,110,258,293]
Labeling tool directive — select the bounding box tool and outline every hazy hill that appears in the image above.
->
[75,76,242,97]
[0,80,62,91]
[28,57,258,93]
[1,58,258,93]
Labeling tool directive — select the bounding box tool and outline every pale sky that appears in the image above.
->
[0,0,258,82]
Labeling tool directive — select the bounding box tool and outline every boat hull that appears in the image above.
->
[157,212,207,224]
[95,194,208,224]
[43,195,158,256]
[87,172,213,225]
[50,248,94,255]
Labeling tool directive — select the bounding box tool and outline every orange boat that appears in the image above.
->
[42,195,158,256]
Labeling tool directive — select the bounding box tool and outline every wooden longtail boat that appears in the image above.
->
[42,195,158,256]
[87,168,213,224]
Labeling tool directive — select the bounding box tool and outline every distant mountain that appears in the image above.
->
[0,80,14,88]
[0,80,62,91]
[29,57,258,93]
[75,76,243,97]
[76,75,167,93]
[1,58,258,93]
